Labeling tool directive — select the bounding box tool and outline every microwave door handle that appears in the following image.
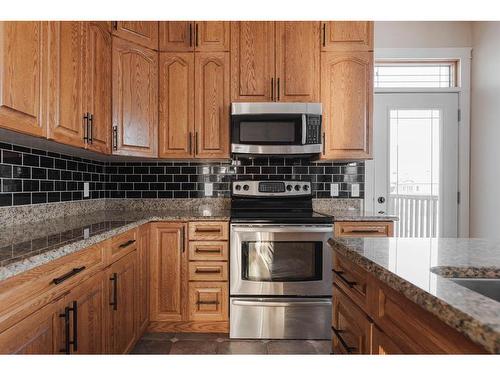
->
[301,114,307,145]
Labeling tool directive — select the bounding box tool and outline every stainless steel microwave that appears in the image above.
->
[231,102,322,156]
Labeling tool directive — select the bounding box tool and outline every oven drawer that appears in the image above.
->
[230,298,332,340]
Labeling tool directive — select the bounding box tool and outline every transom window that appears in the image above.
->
[374,61,458,88]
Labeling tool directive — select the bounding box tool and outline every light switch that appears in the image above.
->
[330,183,339,197]
[83,182,89,198]
[351,183,360,197]
[204,183,213,197]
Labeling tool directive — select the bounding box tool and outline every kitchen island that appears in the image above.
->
[329,237,500,354]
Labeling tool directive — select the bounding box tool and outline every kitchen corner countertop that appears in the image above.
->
[0,209,230,282]
[317,209,398,222]
[329,237,500,353]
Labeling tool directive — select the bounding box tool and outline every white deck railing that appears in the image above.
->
[389,194,439,238]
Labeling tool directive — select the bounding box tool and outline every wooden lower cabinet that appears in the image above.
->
[0,301,58,354]
[332,285,372,354]
[334,221,394,238]
[371,325,405,354]
[106,250,137,354]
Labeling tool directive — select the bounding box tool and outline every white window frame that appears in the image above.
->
[366,47,471,237]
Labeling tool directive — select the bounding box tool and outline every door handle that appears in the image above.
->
[88,113,93,144]
[195,132,199,155]
[188,131,193,154]
[322,132,326,155]
[59,307,71,354]
[232,299,332,307]
[332,326,356,353]
[276,78,280,101]
[322,23,326,47]
[333,270,358,288]
[271,78,274,101]
[83,113,89,143]
[71,301,78,352]
[109,273,118,310]
[112,125,118,150]
[195,23,199,47]
[189,23,193,47]
[377,196,386,204]
[180,226,185,253]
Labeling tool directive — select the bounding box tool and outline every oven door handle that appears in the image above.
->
[231,225,332,233]
[301,114,307,145]
[231,299,331,307]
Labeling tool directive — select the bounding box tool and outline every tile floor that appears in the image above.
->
[131,333,332,355]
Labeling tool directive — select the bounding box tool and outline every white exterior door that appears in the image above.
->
[366,93,459,237]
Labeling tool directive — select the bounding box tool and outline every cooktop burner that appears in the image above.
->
[230,180,333,224]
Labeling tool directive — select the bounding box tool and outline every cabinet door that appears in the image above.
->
[194,52,230,159]
[322,22,373,52]
[112,37,158,157]
[45,21,85,148]
[321,51,373,160]
[159,22,194,52]
[332,285,372,354]
[275,22,320,102]
[159,53,195,158]
[195,22,230,52]
[54,273,105,354]
[0,301,56,354]
[371,326,405,354]
[112,21,158,50]
[136,225,150,336]
[0,22,45,137]
[230,21,275,102]
[150,222,186,322]
[84,22,111,154]
[107,251,137,354]
[188,282,228,321]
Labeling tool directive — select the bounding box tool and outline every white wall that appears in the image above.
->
[375,21,472,48]
[470,22,500,238]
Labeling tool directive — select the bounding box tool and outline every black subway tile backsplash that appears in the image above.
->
[0,141,365,206]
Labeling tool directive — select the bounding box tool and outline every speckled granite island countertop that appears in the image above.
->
[0,209,230,282]
[329,237,500,353]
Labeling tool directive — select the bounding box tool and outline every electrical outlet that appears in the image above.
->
[204,183,213,197]
[330,183,339,197]
[84,227,90,239]
[351,183,360,197]
[83,182,89,198]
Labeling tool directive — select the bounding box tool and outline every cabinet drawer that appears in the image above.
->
[333,250,368,312]
[188,241,228,261]
[188,282,228,321]
[188,262,228,281]
[0,243,104,333]
[332,285,372,354]
[188,221,228,241]
[109,228,138,264]
[334,221,394,238]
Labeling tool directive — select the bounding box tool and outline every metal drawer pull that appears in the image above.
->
[195,227,221,233]
[110,273,118,310]
[71,301,78,352]
[53,266,86,285]
[59,307,71,354]
[195,248,221,253]
[232,299,331,307]
[118,239,136,248]
[345,227,384,233]
[332,327,356,353]
[197,300,219,305]
[333,270,358,288]
[195,268,221,274]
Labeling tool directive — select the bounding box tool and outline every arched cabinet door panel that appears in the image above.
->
[112,21,158,50]
[321,21,373,52]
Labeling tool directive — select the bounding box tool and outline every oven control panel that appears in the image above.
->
[232,180,311,197]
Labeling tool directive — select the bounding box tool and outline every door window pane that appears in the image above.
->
[375,62,456,88]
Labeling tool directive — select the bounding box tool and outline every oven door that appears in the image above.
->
[230,224,332,296]
[231,113,315,155]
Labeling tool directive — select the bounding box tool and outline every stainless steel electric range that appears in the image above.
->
[229,179,333,340]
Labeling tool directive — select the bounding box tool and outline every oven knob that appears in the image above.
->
[243,184,250,191]
[286,184,293,191]
[294,185,301,191]
[303,185,309,191]
[235,184,241,191]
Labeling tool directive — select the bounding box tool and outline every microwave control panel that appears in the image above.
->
[305,115,322,144]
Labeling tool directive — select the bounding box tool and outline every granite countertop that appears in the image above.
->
[317,208,398,221]
[329,237,500,353]
[0,208,230,282]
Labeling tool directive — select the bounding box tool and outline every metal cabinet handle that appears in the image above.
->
[195,132,199,155]
[112,125,118,150]
[118,239,136,248]
[71,301,78,352]
[195,227,221,233]
[332,326,356,353]
[52,266,86,285]
[197,300,219,305]
[277,78,280,101]
[333,270,358,288]
[195,23,199,47]
[110,273,118,310]
[322,23,326,47]
[322,132,326,155]
[88,113,93,144]
[83,113,89,143]
[188,131,193,154]
[195,268,221,274]
[59,307,71,354]
[195,248,221,253]
[189,23,193,47]
[112,21,118,30]
[271,78,274,101]
[232,299,331,307]
[180,226,185,253]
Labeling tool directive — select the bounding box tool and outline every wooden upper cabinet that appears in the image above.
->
[195,22,230,52]
[322,21,373,52]
[112,37,158,157]
[112,21,159,50]
[150,222,186,322]
[321,51,373,160]
[194,52,230,159]
[159,53,195,158]
[159,22,229,52]
[45,22,86,148]
[275,22,320,102]
[0,22,45,138]
[84,22,111,154]
[230,21,275,102]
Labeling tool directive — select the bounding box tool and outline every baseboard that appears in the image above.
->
[147,320,229,333]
